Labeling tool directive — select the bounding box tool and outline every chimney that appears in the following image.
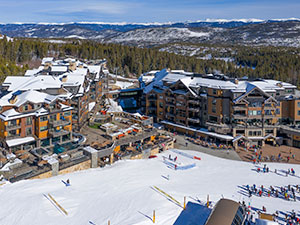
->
[234,78,239,85]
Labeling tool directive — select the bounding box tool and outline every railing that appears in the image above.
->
[206,122,231,129]
[166,102,175,107]
[6,135,21,140]
[188,107,200,112]
[49,119,71,127]
[280,125,300,135]
[233,114,247,119]
[187,118,200,123]
[6,124,21,131]
[49,129,70,137]
[188,100,200,105]
[233,105,247,110]
[166,113,175,118]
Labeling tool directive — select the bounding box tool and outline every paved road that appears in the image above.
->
[161,131,242,161]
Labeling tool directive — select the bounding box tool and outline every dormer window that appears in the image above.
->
[23,104,29,111]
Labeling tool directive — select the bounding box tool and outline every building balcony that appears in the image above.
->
[188,107,200,112]
[233,114,247,119]
[188,100,200,105]
[49,119,71,127]
[248,115,263,119]
[188,118,200,123]
[6,124,21,131]
[148,106,156,111]
[166,102,175,107]
[233,105,247,111]
[166,97,175,102]
[206,122,231,129]
[166,112,175,117]
[49,129,70,137]
[263,114,275,119]
[6,135,21,140]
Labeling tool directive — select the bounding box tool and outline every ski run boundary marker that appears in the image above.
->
[171,149,201,160]
[153,186,182,208]
[47,193,68,216]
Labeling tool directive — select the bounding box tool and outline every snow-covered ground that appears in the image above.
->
[0,149,299,225]
[114,80,134,89]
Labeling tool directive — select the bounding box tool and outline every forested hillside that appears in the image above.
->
[0,37,299,86]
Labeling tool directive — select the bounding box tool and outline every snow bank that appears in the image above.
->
[105,98,123,112]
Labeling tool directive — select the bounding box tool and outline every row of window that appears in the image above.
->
[248,109,280,115]
[7,127,32,136]
[40,112,71,122]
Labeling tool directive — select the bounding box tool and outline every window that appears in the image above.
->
[50,114,57,121]
[23,104,29,111]
[212,89,217,95]
[26,127,32,136]
[8,120,17,127]
[212,106,216,113]
[40,116,48,122]
[257,110,262,115]
[159,102,163,108]
[64,111,71,116]
[26,117,32,126]
[276,108,280,115]
[8,130,18,137]
[298,102,300,108]
[40,126,48,132]
[212,99,216,105]
[298,110,300,116]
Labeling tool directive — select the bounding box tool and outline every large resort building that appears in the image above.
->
[0,57,106,151]
[141,69,300,148]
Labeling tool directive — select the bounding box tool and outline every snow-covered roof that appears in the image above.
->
[6,136,35,147]
[87,65,101,79]
[50,66,68,72]
[189,77,237,90]
[0,90,57,107]
[89,102,96,111]
[3,75,62,92]
[83,146,98,154]
[41,57,54,65]
[0,158,22,171]
[105,98,123,112]
[24,66,44,76]
[143,69,297,97]
[144,69,169,94]
[0,108,35,121]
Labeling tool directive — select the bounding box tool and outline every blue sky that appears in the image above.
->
[0,0,299,23]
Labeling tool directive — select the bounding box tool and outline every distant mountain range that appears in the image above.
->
[1,19,300,47]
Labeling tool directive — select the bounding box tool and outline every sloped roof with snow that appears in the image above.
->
[143,69,297,97]
[0,90,57,107]
[3,75,62,92]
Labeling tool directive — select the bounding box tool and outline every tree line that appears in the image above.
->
[0,37,299,87]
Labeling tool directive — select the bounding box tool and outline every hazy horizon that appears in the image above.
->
[0,0,299,24]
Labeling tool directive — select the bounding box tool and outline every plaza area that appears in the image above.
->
[237,144,300,164]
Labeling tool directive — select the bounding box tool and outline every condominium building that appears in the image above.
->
[2,57,106,131]
[0,90,72,151]
[141,69,300,148]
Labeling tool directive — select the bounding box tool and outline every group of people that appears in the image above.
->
[246,183,300,202]
[256,164,270,173]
